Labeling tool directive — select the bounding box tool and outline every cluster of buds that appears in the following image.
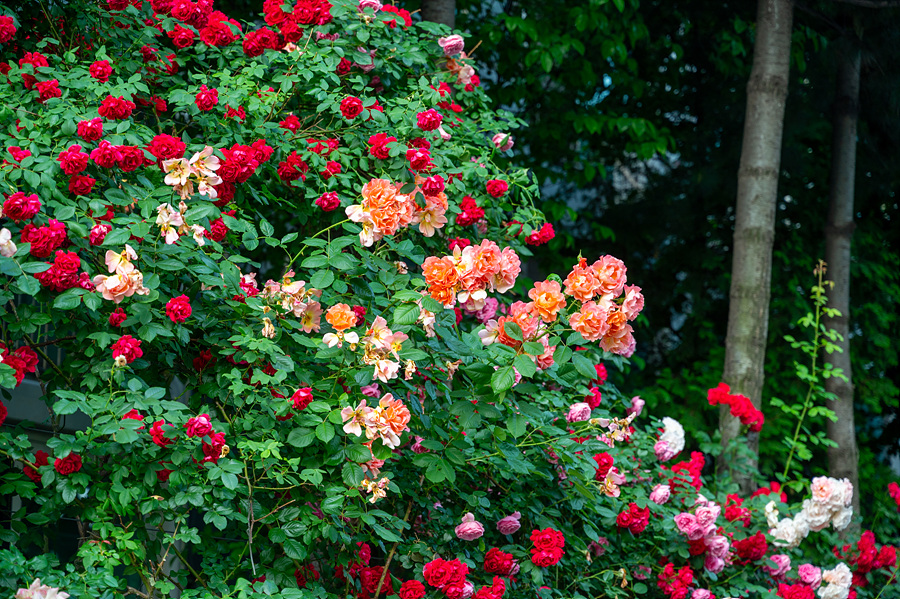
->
[93,246,150,303]
[161,145,222,199]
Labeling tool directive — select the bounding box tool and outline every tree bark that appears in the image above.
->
[825,42,861,522]
[421,0,456,28]
[718,0,793,493]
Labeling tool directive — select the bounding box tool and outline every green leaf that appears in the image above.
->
[15,275,40,296]
[342,462,364,487]
[514,354,537,378]
[571,352,597,379]
[507,414,526,438]
[344,444,372,463]
[283,539,307,560]
[491,366,516,393]
[316,421,335,443]
[286,428,315,448]
[504,322,523,342]
[393,303,420,326]
[310,269,335,289]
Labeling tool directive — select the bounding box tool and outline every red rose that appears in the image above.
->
[23,450,49,483]
[294,564,320,589]
[167,25,196,48]
[202,431,226,463]
[98,95,135,120]
[251,139,274,163]
[0,15,16,43]
[280,114,301,132]
[19,52,49,90]
[89,60,113,82]
[398,580,425,599]
[422,175,445,196]
[208,218,228,242]
[417,109,443,131]
[90,141,123,168]
[117,145,146,172]
[111,334,143,364]
[109,307,126,327]
[277,151,308,183]
[315,192,340,212]
[107,0,128,9]
[199,12,242,47]
[423,558,453,588]
[381,5,411,28]
[57,145,90,175]
[185,413,213,438]
[336,57,352,76]
[195,84,219,111]
[616,510,633,529]
[448,237,470,252]
[530,528,565,550]
[7,146,30,162]
[78,118,104,142]
[69,175,96,196]
[733,532,768,564]
[2,191,41,222]
[293,0,333,25]
[192,349,215,371]
[593,452,614,480]
[340,96,364,119]
[483,547,514,575]
[777,584,815,599]
[166,295,192,323]
[359,566,393,595]
[36,79,62,103]
[320,160,341,180]
[407,147,432,172]
[21,219,67,258]
[409,137,431,150]
[290,387,313,410]
[486,179,508,198]
[54,453,82,476]
[279,19,303,43]
[147,134,186,161]
[242,27,279,57]
[530,547,563,568]
[368,132,397,159]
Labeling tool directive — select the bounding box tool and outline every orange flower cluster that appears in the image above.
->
[421,239,521,309]
[258,270,323,333]
[345,177,449,247]
[564,255,644,357]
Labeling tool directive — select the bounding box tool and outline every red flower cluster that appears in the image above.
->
[167,25,195,48]
[616,502,650,534]
[147,134,186,161]
[423,557,469,597]
[525,223,555,246]
[98,95,135,120]
[724,493,751,527]
[219,141,271,183]
[242,27,279,57]
[750,481,787,503]
[111,334,143,364]
[35,250,92,292]
[21,219,68,258]
[2,191,41,222]
[707,382,764,432]
[57,145,90,174]
[381,4,411,28]
[89,140,149,172]
[18,52,48,90]
[530,527,565,567]
[456,196,484,226]
[448,237,470,252]
[199,11,242,47]
[732,531,768,564]
[166,295,192,323]
[0,343,38,387]
[417,109,443,131]
[192,349,216,372]
[340,96,364,119]
[195,84,218,111]
[109,307,126,327]
[483,547,515,575]
[89,60,113,82]
[890,482,900,511]
[777,583,815,599]
[398,580,425,599]
[407,147,432,172]
[667,451,705,493]
[584,386,602,409]
[473,577,506,599]
[277,150,309,183]
[78,118,104,141]
[294,564,320,589]
[316,192,340,211]
[36,80,61,103]
[835,530,897,578]
[657,563,694,599]
[0,15,16,43]
[368,132,397,159]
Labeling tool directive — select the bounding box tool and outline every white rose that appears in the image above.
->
[831,506,853,531]
[817,584,850,599]
[659,417,685,455]
[771,518,801,548]
[793,508,810,538]
[822,562,852,588]
[765,501,780,527]
[804,499,832,532]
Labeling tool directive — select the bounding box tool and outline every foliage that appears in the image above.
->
[1,2,899,599]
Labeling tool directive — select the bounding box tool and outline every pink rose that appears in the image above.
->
[705,535,730,559]
[626,395,645,417]
[704,554,724,574]
[655,440,677,462]
[587,537,609,557]
[496,511,521,535]
[361,383,380,398]
[438,34,465,57]
[455,512,484,541]
[798,564,822,589]
[491,133,514,151]
[810,476,835,504]
[411,436,429,454]
[691,590,714,599]
[764,554,791,578]
[650,484,671,505]
[565,402,591,423]
[674,513,704,540]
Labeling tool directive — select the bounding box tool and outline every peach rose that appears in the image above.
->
[325,303,358,331]
[569,300,610,342]
[509,301,541,340]
[423,255,459,294]
[591,255,627,296]
[621,284,644,321]
[528,280,567,322]
[563,258,599,301]
[362,178,401,235]
[494,247,520,293]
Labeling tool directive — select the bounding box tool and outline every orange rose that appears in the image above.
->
[563,258,599,302]
[590,255,627,296]
[325,303,358,331]
[528,280,566,322]
[362,178,400,235]
[423,256,459,290]
[569,300,610,342]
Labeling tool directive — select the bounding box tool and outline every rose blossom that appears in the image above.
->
[566,402,591,423]
[54,453,82,475]
[650,484,671,505]
[455,512,484,541]
[764,554,792,578]
[185,413,213,437]
[626,395,645,416]
[438,34,465,56]
[492,133,514,151]
[496,511,521,535]
[798,564,822,589]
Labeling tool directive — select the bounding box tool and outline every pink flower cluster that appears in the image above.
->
[422,239,520,309]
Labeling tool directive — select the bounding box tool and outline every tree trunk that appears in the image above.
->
[421,0,456,28]
[718,0,793,493]
[825,42,861,523]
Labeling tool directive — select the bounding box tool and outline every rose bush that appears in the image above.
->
[0,1,898,599]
